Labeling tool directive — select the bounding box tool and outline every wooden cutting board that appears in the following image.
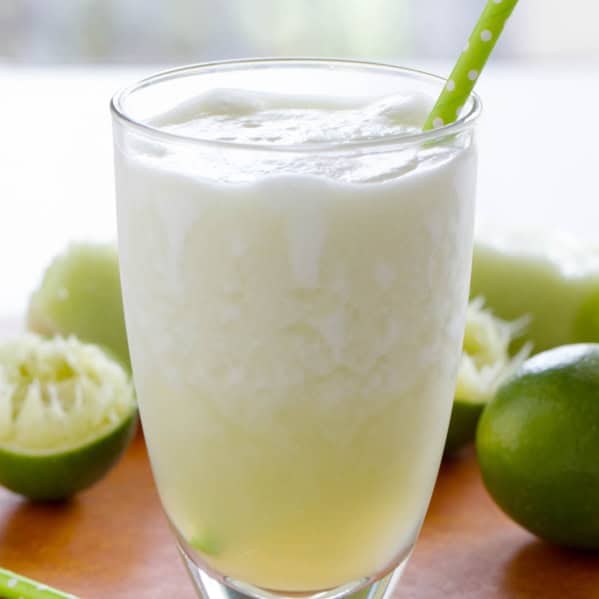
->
[0,432,598,599]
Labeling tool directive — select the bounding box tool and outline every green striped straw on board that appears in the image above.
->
[423,0,519,131]
[0,568,79,599]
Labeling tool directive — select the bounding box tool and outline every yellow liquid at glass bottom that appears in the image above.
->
[139,376,451,591]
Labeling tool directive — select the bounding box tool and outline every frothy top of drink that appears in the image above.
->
[125,88,467,184]
[148,89,432,147]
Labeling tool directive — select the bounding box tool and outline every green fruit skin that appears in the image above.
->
[476,344,599,549]
[27,243,130,371]
[470,243,599,354]
[444,400,484,456]
[0,410,137,501]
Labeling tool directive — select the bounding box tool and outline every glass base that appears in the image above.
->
[178,544,412,599]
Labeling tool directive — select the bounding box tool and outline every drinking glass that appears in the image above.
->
[111,59,480,599]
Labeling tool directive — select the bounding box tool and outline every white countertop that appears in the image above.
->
[1,62,598,323]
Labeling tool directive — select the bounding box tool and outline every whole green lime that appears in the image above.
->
[476,344,599,549]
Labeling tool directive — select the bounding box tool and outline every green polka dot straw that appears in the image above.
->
[0,568,78,599]
[423,0,519,130]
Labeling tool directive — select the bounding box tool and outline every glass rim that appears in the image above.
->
[110,57,482,153]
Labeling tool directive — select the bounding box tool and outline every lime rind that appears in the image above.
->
[456,297,532,405]
[0,410,137,501]
[0,334,135,453]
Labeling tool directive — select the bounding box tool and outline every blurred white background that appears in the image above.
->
[1,1,598,325]
[2,0,599,63]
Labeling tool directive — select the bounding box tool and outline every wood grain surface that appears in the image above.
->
[0,434,598,599]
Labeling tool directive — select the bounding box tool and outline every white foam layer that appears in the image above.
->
[128,90,457,185]
[148,88,431,146]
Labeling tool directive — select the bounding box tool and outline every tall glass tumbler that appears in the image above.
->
[111,59,480,599]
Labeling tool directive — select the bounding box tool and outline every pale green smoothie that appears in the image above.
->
[115,88,476,591]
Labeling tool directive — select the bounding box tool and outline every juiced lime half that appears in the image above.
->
[445,298,531,455]
[0,334,137,500]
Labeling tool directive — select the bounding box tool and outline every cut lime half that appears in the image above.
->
[0,334,137,500]
[445,298,531,456]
